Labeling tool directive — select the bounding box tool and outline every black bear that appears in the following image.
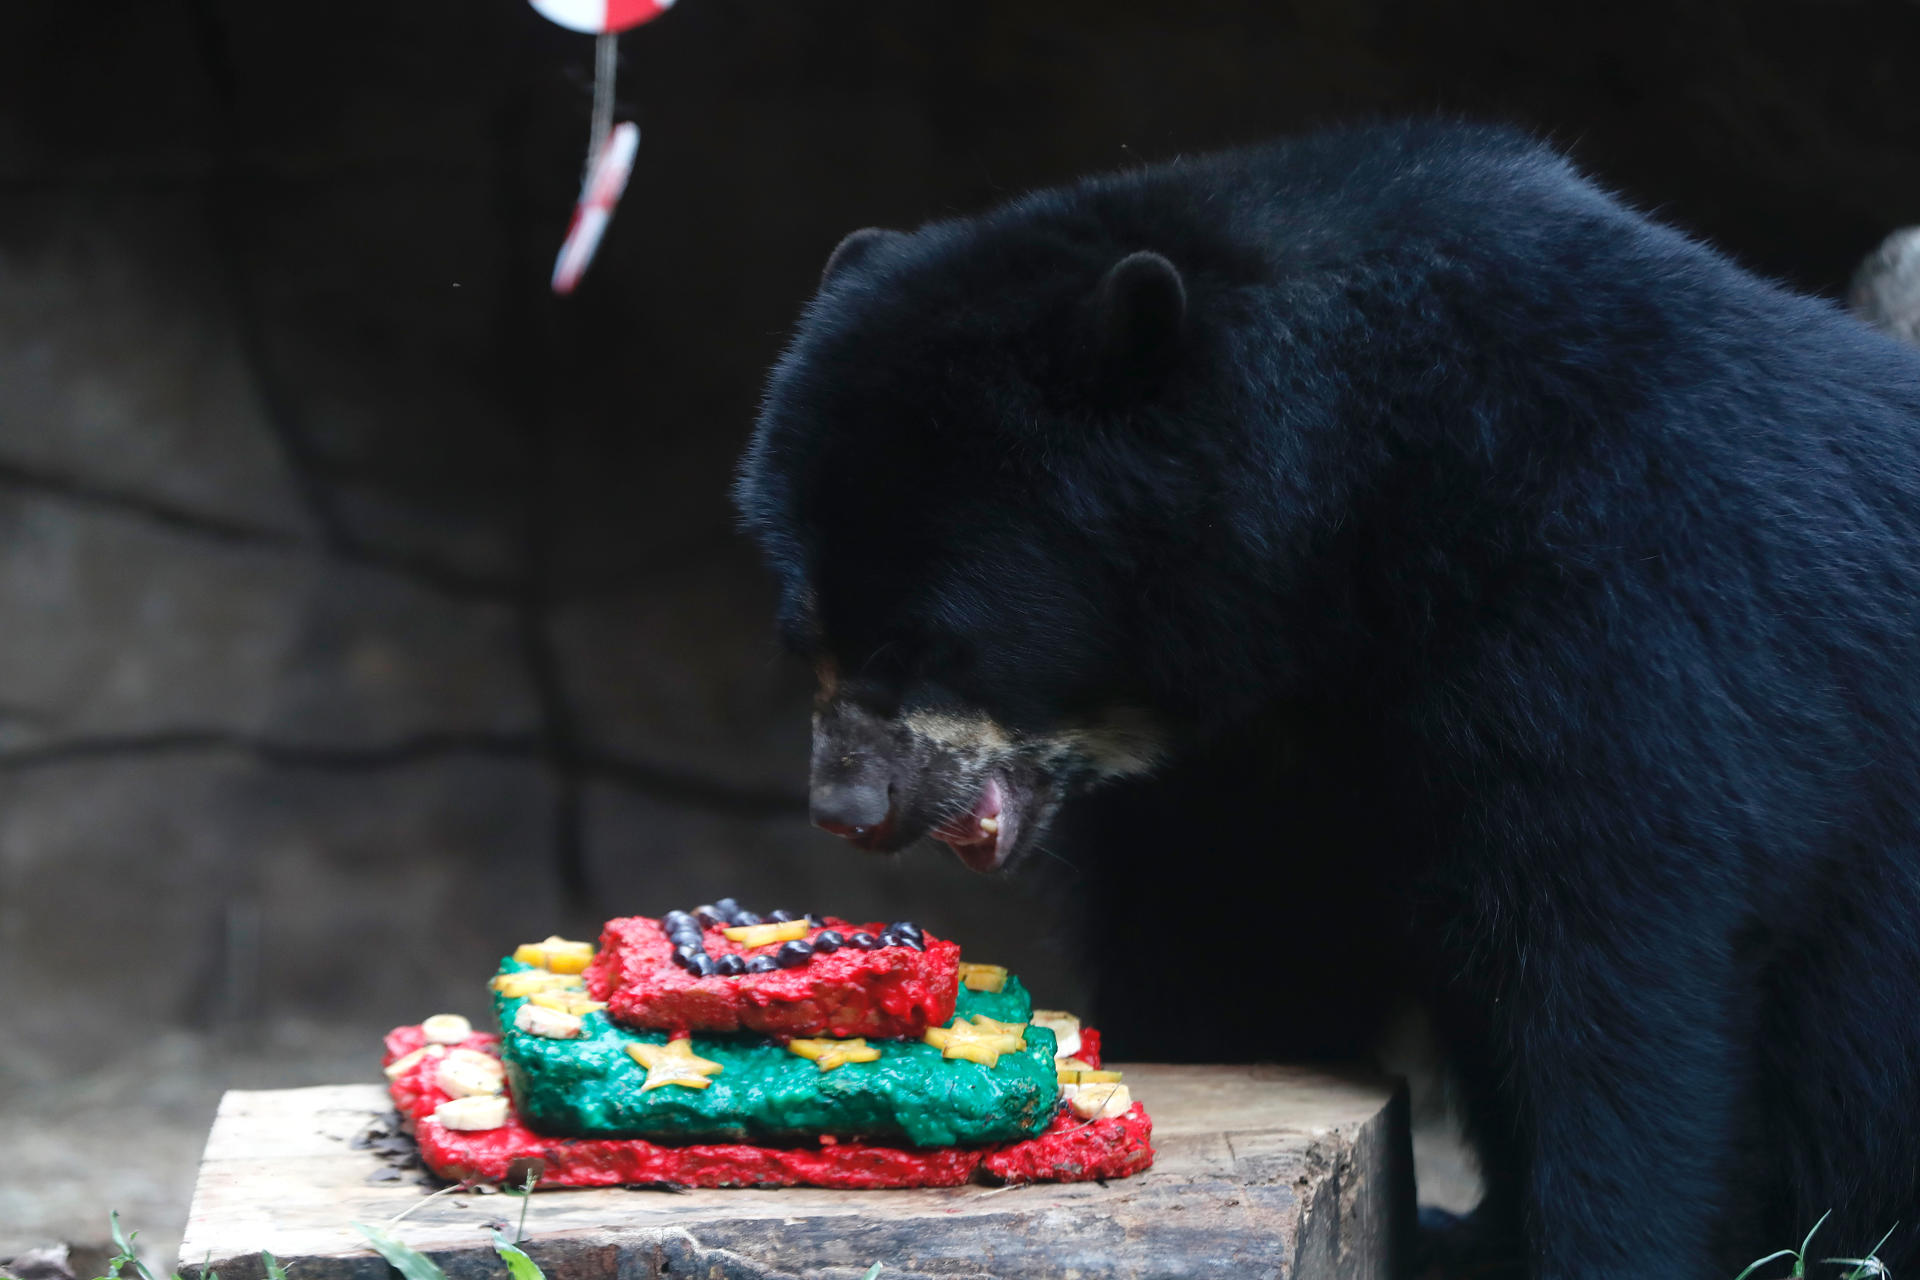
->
[734,121,1920,1278]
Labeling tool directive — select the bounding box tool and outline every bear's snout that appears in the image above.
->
[809,779,894,847]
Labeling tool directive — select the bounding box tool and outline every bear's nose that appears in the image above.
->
[810,781,894,844]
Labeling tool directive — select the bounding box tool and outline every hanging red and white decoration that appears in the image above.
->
[528,0,678,293]
[530,0,675,36]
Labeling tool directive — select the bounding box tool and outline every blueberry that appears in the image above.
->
[766,909,796,923]
[775,940,814,968]
[888,921,923,941]
[662,910,697,932]
[849,931,881,950]
[744,954,778,974]
[669,924,704,942]
[881,929,926,951]
[714,953,745,976]
[813,930,844,953]
[733,911,763,927]
[694,904,727,928]
[670,947,699,971]
[686,952,718,977]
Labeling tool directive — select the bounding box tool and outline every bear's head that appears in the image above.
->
[736,175,1373,871]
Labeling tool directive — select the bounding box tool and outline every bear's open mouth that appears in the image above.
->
[932,774,1014,872]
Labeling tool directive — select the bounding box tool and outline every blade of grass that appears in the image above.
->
[353,1225,448,1280]
[1800,1211,1833,1260]
[1830,1218,1903,1278]
[861,1267,883,1280]
[261,1252,290,1280]
[1733,1249,1798,1280]
[513,1167,539,1244]
[383,1182,465,1230]
[1821,1260,1888,1280]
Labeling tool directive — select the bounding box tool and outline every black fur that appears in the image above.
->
[736,121,1920,1278]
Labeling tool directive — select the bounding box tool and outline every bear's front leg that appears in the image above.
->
[1436,899,1741,1280]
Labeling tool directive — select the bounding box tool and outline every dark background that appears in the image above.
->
[3,0,1917,1257]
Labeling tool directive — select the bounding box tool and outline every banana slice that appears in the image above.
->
[382,1044,447,1080]
[420,1014,472,1045]
[491,970,585,998]
[512,935,596,974]
[434,1095,510,1131]
[514,1002,583,1038]
[1066,1081,1133,1121]
[958,962,1008,993]
[1030,1010,1082,1060]
[436,1048,506,1098]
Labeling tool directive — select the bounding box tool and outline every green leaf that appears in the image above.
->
[102,1212,160,1280]
[862,1267,883,1280]
[1732,1249,1797,1280]
[353,1225,448,1280]
[490,1232,544,1280]
[261,1251,290,1280]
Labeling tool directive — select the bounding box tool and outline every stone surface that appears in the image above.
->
[0,1025,374,1272]
[180,1067,1410,1280]
[0,192,307,538]
[0,491,537,749]
[0,755,560,1084]
[552,551,812,795]
[1852,227,1920,346]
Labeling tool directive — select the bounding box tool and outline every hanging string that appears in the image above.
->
[584,32,619,188]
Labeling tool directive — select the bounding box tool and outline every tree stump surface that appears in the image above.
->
[178,1064,1410,1280]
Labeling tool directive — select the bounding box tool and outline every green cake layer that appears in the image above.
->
[493,961,1057,1147]
[954,975,1032,1024]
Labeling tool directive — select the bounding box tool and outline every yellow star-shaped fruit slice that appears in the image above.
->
[528,989,607,1018]
[490,969,584,998]
[923,1015,1029,1068]
[787,1037,883,1071]
[625,1038,725,1091]
[722,920,810,948]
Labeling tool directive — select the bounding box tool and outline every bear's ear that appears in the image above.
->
[1094,250,1186,370]
[821,227,905,288]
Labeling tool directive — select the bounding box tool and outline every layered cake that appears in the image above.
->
[381,901,1151,1189]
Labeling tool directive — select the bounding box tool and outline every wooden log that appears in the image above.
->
[179,1064,1410,1280]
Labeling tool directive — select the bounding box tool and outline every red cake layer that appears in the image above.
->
[980,1103,1152,1183]
[382,1025,1153,1190]
[584,915,960,1039]
[1075,1028,1103,1069]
